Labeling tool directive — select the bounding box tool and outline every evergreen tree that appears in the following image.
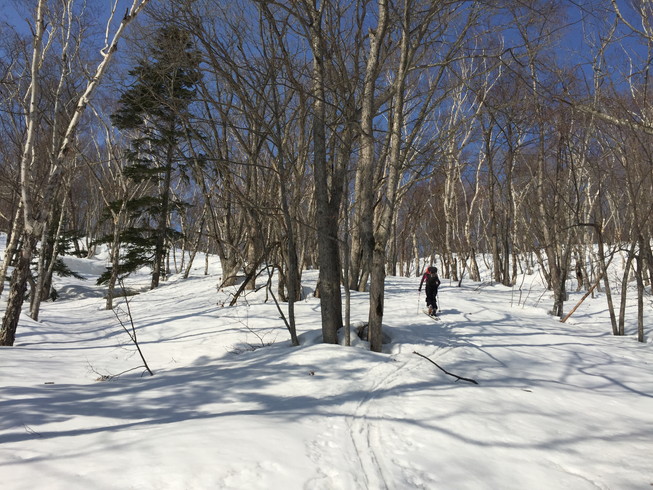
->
[108,26,201,289]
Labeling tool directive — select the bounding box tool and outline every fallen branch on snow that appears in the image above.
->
[413,351,478,385]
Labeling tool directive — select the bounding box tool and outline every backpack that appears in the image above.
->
[422,266,440,288]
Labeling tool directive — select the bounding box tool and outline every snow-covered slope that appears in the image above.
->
[1,250,651,489]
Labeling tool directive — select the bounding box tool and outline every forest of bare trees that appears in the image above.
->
[1,0,652,349]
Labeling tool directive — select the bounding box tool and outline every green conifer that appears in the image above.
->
[101,26,200,288]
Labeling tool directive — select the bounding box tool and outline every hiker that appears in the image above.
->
[419,266,441,316]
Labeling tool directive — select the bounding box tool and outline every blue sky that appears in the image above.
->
[0,1,29,32]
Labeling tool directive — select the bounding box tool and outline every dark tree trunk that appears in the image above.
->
[152,133,175,290]
[368,245,386,352]
[0,234,37,346]
[308,6,344,344]
[636,235,645,342]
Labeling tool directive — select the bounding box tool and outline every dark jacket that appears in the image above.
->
[419,267,441,292]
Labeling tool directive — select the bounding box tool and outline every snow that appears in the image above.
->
[1,246,652,489]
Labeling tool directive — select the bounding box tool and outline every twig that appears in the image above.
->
[89,363,150,381]
[263,264,298,346]
[113,278,154,376]
[24,424,42,437]
[413,351,478,385]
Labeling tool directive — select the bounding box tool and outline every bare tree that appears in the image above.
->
[1,0,152,346]
[366,1,481,351]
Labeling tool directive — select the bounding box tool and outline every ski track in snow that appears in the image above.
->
[346,359,397,490]
[344,329,456,489]
[302,358,400,489]
[303,334,452,489]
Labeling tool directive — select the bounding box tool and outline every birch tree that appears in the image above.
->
[1,0,152,346]
[366,0,480,351]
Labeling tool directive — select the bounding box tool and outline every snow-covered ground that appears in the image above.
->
[1,244,652,489]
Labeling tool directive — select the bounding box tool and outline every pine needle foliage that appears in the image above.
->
[102,26,201,288]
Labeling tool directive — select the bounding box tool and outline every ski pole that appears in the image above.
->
[417,289,421,313]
